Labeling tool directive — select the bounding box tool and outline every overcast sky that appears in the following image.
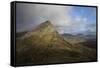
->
[16,3,96,35]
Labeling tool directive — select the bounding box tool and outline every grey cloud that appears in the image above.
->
[16,3,72,32]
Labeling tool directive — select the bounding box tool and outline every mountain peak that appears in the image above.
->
[43,20,52,25]
[21,20,72,49]
[38,20,53,28]
[31,20,55,33]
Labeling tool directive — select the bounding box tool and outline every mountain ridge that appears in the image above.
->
[16,20,97,65]
[20,20,73,49]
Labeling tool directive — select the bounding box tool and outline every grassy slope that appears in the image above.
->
[16,33,96,65]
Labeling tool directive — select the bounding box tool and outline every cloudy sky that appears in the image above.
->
[16,3,96,35]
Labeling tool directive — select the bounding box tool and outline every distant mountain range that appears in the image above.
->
[16,20,97,65]
[62,33,96,39]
